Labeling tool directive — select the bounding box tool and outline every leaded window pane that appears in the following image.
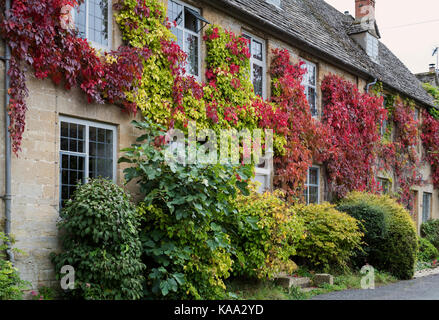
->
[89,126,113,180]
[185,34,199,76]
[60,154,85,207]
[423,193,432,222]
[253,64,263,97]
[253,40,263,61]
[76,3,87,38]
[75,0,110,48]
[184,8,198,32]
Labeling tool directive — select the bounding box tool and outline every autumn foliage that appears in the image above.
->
[321,75,386,199]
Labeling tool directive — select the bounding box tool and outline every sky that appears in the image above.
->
[324,0,439,74]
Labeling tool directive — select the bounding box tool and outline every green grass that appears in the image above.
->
[226,278,309,300]
[226,270,398,300]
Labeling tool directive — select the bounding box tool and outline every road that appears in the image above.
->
[312,274,439,300]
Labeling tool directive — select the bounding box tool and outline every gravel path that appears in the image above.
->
[312,274,439,300]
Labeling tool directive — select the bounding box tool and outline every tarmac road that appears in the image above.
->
[311,274,439,300]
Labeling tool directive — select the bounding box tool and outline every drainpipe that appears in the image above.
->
[2,0,14,263]
[366,78,378,93]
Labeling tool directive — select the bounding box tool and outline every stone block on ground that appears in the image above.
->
[313,273,334,286]
[274,275,311,289]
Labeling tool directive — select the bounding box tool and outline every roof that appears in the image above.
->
[205,0,436,108]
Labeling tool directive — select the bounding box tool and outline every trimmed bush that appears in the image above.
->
[51,179,145,300]
[229,186,304,279]
[421,219,439,249]
[339,192,418,280]
[294,203,364,273]
[337,202,388,268]
[418,238,439,262]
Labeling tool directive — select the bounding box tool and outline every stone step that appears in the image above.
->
[274,275,312,289]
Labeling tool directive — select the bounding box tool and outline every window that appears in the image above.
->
[414,108,420,122]
[74,0,112,50]
[242,33,266,99]
[380,118,388,137]
[301,60,318,117]
[366,32,379,63]
[422,192,432,223]
[377,178,390,195]
[168,0,201,79]
[380,96,388,137]
[59,116,117,208]
[265,0,281,8]
[304,166,320,205]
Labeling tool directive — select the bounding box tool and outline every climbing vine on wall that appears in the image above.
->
[1,0,150,153]
[321,75,386,200]
[421,109,439,189]
[269,49,331,199]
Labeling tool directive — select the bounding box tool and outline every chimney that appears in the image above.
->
[355,0,376,21]
[429,63,436,73]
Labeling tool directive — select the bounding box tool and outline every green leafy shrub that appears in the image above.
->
[293,203,364,272]
[120,120,252,300]
[418,238,439,262]
[0,232,30,300]
[421,219,439,249]
[339,192,418,280]
[51,179,145,300]
[337,202,388,268]
[228,185,304,279]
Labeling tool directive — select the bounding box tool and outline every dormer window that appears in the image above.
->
[366,32,379,63]
[265,0,281,8]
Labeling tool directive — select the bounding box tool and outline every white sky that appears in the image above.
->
[324,0,439,74]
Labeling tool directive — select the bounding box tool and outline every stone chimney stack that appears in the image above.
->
[355,0,376,21]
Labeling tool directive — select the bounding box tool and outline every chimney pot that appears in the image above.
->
[355,0,376,21]
[429,64,436,73]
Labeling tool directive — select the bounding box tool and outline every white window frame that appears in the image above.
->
[304,166,320,205]
[72,0,113,52]
[168,0,202,81]
[301,59,318,117]
[243,32,267,99]
[59,115,117,187]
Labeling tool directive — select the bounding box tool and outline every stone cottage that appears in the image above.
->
[416,64,439,87]
[1,0,438,290]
